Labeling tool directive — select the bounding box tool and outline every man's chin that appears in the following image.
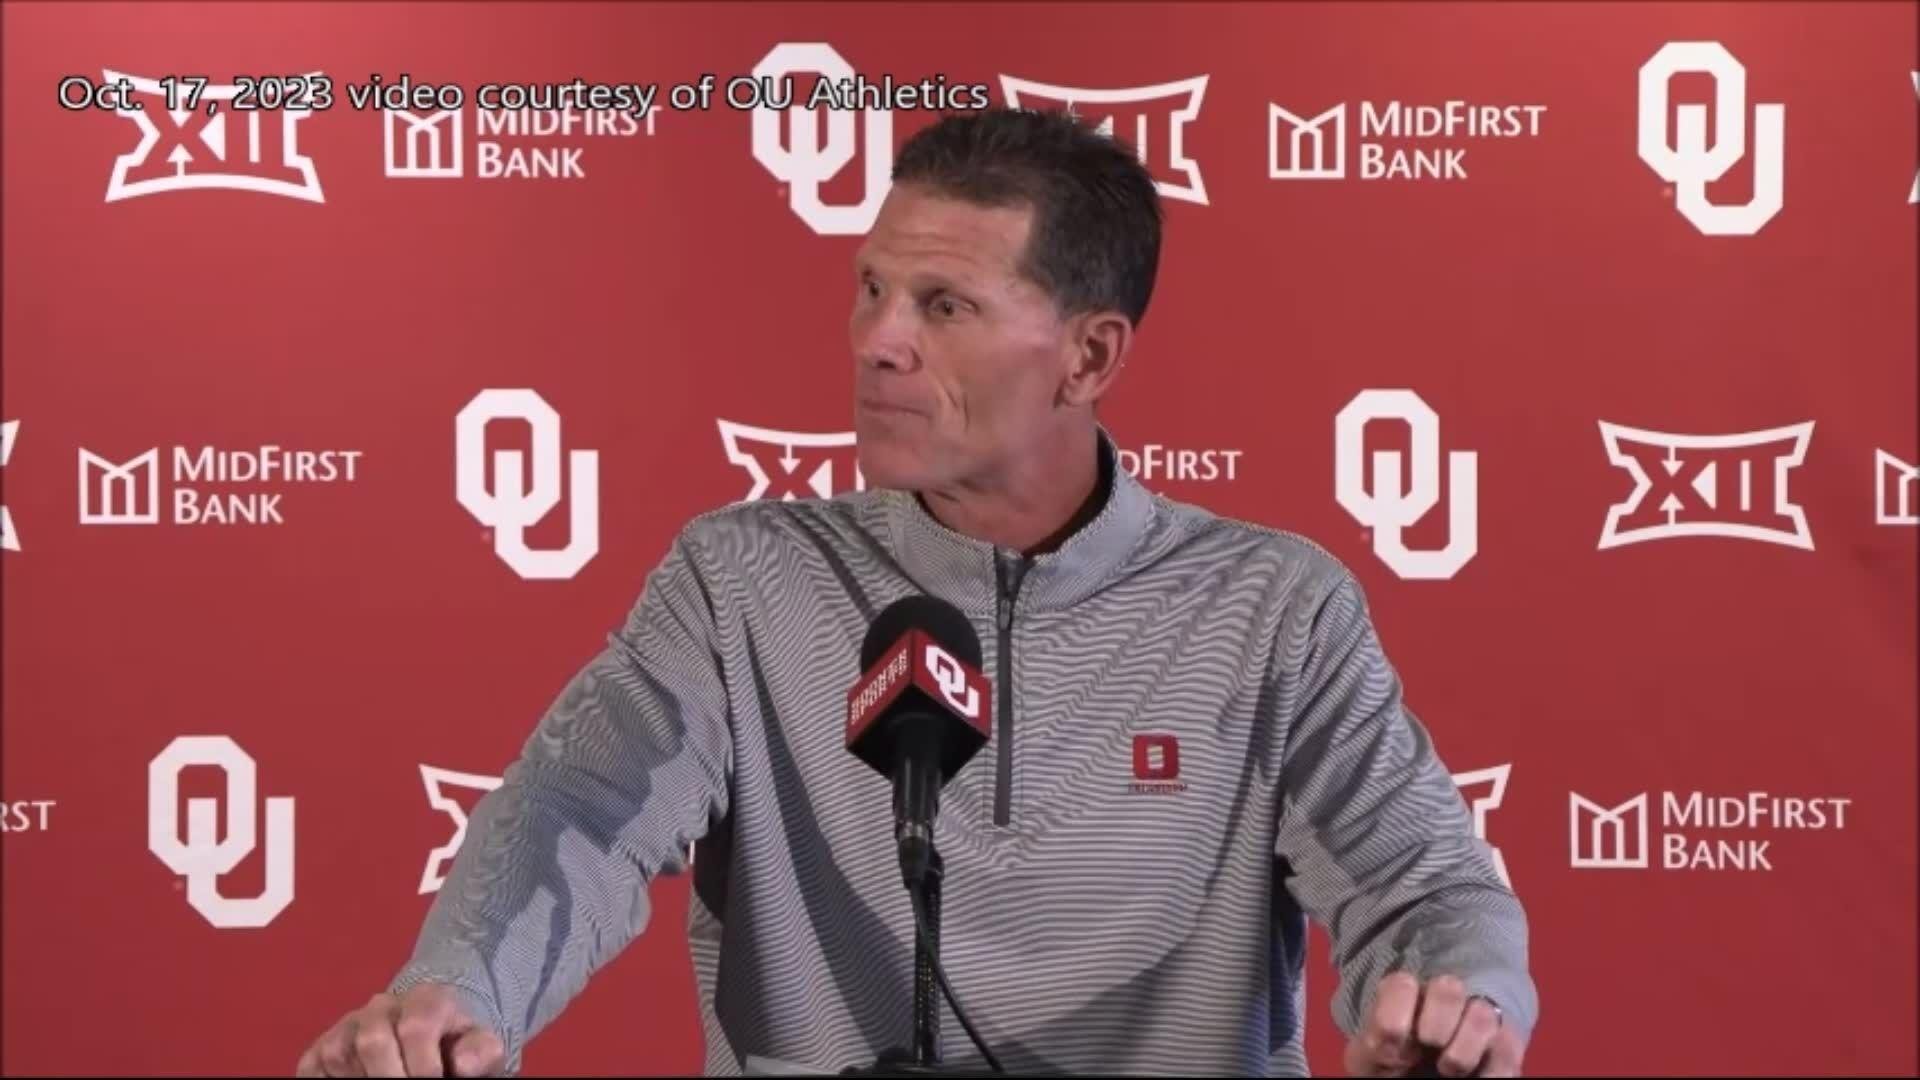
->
[855,441,934,493]
[857,460,922,493]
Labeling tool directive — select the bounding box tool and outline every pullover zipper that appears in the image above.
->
[992,551,1030,828]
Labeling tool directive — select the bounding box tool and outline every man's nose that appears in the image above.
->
[852,300,917,372]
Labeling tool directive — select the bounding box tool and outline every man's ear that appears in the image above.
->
[1058,309,1134,408]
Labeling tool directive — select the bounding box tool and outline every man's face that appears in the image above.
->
[849,183,1073,493]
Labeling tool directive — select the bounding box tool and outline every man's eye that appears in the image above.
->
[932,297,960,317]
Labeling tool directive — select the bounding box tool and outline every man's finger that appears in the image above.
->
[351,1011,408,1079]
[294,1045,324,1078]
[1437,996,1501,1077]
[1479,1025,1526,1078]
[316,1018,365,1078]
[446,1027,506,1077]
[397,993,458,1078]
[1368,971,1422,1059]
[1415,975,1468,1051]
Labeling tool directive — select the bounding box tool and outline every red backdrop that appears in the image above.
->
[3,1,1916,1075]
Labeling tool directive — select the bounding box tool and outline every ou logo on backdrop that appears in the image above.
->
[455,389,600,580]
[925,644,979,718]
[1335,389,1478,581]
[750,42,893,236]
[1637,41,1784,236]
[148,736,295,929]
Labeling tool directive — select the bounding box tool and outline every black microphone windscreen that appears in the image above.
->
[860,594,982,670]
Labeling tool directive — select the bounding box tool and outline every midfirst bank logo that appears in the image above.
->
[384,100,656,181]
[1597,421,1813,550]
[1571,789,1851,872]
[1268,97,1545,182]
[100,70,325,203]
[0,798,56,834]
[1636,42,1784,236]
[1116,443,1243,486]
[78,443,364,526]
[1877,449,1918,526]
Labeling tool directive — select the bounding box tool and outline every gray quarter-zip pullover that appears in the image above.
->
[390,429,1537,1077]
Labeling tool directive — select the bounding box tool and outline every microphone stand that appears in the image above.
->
[847,847,978,1077]
[912,848,944,1067]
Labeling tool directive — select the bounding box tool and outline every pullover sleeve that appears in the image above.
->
[387,531,735,1074]
[1273,571,1539,1048]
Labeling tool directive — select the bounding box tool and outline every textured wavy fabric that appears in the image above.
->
[389,429,1537,1077]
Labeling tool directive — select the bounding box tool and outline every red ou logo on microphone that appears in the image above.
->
[1132,734,1181,781]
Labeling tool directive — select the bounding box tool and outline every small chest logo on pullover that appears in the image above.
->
[1129,734,1189,796]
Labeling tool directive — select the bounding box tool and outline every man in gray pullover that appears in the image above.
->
[297,107,1537,1079]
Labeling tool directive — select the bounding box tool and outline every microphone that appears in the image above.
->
[844,595,1009,1076]
[845,595,992,888]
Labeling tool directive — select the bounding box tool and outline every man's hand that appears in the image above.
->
[294,984,506,1077]
[1343,972,1526,1078]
